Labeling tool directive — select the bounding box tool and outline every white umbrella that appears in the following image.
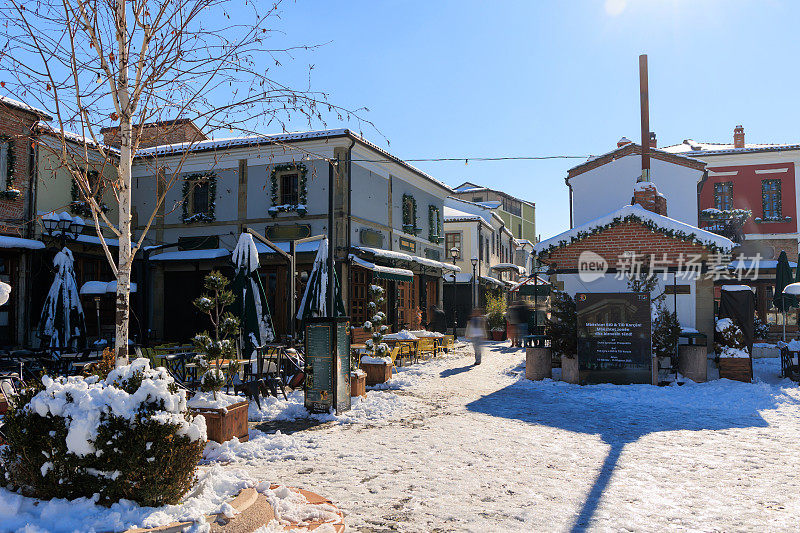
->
[38,248,86,349]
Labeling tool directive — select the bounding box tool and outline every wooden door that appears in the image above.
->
[262,265,287,338]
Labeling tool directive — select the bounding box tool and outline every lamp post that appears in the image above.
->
[42,212,82,249]
[449,246,459,336]
[471,257,478,309]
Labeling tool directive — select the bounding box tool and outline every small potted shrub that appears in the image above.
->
[360,285,392,386]
[188,271,249,443]
[715,318,752,382]
[753,314,770,342]
[546,291,578,383]
[487,294,507,341]
[0,358,205,507]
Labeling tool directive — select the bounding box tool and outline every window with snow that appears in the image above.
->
[714,182,732,211]
[762,179,782,220]
[279,172,299,206]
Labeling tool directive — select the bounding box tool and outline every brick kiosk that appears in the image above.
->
[0,97,52,346]
[534,182,736,383]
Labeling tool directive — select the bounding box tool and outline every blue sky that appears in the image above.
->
[245,0,799,239]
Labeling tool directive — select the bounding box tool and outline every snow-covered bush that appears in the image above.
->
[546,291,577,358]
[192,270,241,398]
[0,358,206,506]
[361,285,389,364]
[652,307,681,358]
[714,318,749,358]
[754,314,770,340]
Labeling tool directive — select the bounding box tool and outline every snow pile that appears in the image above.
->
[259,484,341,529]
[715,318,733,332]
[29,358,206,456]
[719,346,750,358]
[0,465,255,532]
[721,285,753,292]
[777,339,800,351]
[361,354,391,364]
[203,429,317,464]
[188,390,246,412]
[384,330,419,340]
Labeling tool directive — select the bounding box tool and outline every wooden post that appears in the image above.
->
[639,54,650,182]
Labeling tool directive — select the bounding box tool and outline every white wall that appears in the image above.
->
[570,153,702,227]
[560,273,697,329]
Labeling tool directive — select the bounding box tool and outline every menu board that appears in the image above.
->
[304,322,333,412]
[304,318,353,414]
[576,292,651,384]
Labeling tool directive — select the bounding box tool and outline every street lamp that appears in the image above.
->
[471,257,478,309]
[42,212,83,249]
[449,246,459,335]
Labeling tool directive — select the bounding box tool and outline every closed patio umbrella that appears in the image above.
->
[231,233,275,360]
[38,247,86,350]
[773,250,795,341]
[296,238,345,330]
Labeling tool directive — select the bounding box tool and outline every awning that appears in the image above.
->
[451,273,507,287]
[491,263,526,275]
[509,275,550,292]
[354,246,461,272]
[0,236,45,250]
[80,280,138,295]
[349,254,414,282]
[75,234,120,247]
[149,248,230,262]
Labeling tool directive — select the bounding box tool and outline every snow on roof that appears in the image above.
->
[721,285,753,292]
[444,205,482,222]
[661,139,800,156]
[0,236,46,250]
[568,142,703,174]
[353,246,459,272]
[254,240,321,255]
[37,121,119,153]
[80,281,137,295]
[444,197,494,223]
[349,255,414,280]
[491,263,525,274]
[0,95,52,119]
[476,200,502,209]
[729,258,796,270]
[534,204,735,256]
[149,248,230,261]
[135,128,452,193]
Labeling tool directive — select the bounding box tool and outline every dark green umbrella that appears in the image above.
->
[231,233,275,360]
[774,250,796,340]
[296,238,345,330]
[38,247,86,349]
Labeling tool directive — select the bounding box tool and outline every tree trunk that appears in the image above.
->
[114,0,131,365]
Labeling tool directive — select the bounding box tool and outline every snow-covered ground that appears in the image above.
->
[226,342,800,532]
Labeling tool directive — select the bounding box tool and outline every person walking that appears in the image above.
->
[516,300,531,348]
[466,309,487,365]
[428,305,447,334]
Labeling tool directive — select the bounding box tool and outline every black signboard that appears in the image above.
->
[304,317,351,414]
[576,292,651,384]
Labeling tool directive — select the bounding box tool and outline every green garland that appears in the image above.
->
[182,172,217,223]
[268,162,308,217]
[70,169,109,217]
[402,194,419,235]
[428,205,442,243]
[536,212,732,258]
[0,135,19,200]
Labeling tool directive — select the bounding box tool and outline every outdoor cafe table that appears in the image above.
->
[410,330,444,356]
[382,333,420,365]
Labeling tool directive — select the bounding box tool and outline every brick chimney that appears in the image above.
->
[100,118,207,148]
[617,136,632,148]
[632,181,668,216]
[649,131,657,148]
[733,125,745,149]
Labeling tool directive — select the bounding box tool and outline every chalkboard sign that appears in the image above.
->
[304,317,351,414]
[576,292,651,384]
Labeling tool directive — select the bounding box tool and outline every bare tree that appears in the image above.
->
[0,0,373,362]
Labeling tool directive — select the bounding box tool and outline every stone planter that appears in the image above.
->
[190,400,249,443]
[525,347,552,381]
[719,357,752,383]
[361,362,392,386]
[350,373,366,397]
[678,345,707,383]
[561,355,580,384]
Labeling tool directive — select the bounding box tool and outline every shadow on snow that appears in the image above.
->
[465,359,799,532]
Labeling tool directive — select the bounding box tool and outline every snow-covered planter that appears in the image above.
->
[0,358,206,506]
[268,203,307,217]
[187,392,249,444]
[360,355,392,386]
[350,369,366,398]
[715,318,752,382]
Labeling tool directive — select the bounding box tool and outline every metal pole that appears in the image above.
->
[452,270,457,336]
[472,263,477,308]
[94,296,102,344]
[328,160,336,317]
[534,271,538,330]
[289,240,296,340]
